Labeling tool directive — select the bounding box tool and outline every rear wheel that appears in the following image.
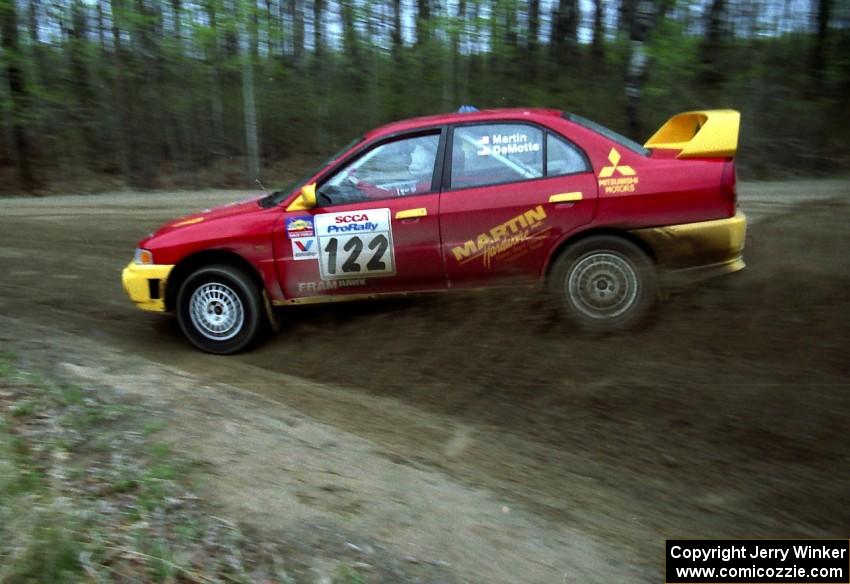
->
[549,235,656,332]
[176,264,264,354]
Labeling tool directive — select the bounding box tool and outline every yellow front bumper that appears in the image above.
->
[630,211,747,282]
[121,262,175,312]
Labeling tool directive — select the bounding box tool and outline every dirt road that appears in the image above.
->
[1,180,849,582]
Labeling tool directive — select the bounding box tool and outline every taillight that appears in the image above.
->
[721,159,737,214]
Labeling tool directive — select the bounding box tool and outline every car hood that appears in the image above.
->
[155,196,264,236]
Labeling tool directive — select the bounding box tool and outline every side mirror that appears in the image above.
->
[301,183,317,207]
[286,183,317,212]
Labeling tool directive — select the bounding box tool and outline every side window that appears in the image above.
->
[547,133,589,176]
[317,133,440,206]
[451,124,543,189]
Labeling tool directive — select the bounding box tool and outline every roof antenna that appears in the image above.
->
[255,178,268,193]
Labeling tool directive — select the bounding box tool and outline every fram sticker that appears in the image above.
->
[286,216,315,238]
[290,237,319,261]
[297,279,366,293]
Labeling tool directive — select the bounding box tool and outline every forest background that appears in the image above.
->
[0,0,847,194]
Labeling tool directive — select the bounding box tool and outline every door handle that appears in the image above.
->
[549,192,583,204]
[395,208,428,220]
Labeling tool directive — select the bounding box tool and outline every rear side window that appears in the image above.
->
[451,124,544,189]
[547,134,589,176]
[563,112,650,156]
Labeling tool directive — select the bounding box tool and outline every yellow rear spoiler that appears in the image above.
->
[644,109,740,158]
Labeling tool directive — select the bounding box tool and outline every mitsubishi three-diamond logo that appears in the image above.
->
[599,148,636,177]
[597,148,639,193]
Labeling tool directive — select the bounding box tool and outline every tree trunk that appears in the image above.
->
[416,0,430,47]
[449,0,466,100]
[129,0,158,187]
[504,3,518,50]
[240,23,260,182]
[295,0,304,62]
[249,2,259,58]
[341,0,359,63]
[623,0,670,139]
[203,0,225,158]
[811,0,831,84]
[550,0,578,63]
[96,0,107,46]
[171,0,182,40]
[287,0,304,64]
[27,0,37,42]
[108,0,133,178]
[263,0,273,55]
[366,5,380,125]
[390,0,402,56]
[591,0,605,61]
[455,0,469,101]
[619,0,635,36]
[442,0,455,109]
[0,0,39,191]
[27,0,46,83]
[527,0,540,53]
[312,0,323,61]
[69,1,96,163]
[699,0,727,85]
[223,0,239,60]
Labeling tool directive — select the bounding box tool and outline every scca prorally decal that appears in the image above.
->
[452,205,549,268]
[324,213,379,234]
[314,209,395,280]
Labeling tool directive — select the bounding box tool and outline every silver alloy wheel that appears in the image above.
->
[189,282,245,341]
[567,252,640,320]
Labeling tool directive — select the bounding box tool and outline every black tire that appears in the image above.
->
[176,264,265,354]
[548,235,656,332]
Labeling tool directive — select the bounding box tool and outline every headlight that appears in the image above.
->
[134,248,154,265]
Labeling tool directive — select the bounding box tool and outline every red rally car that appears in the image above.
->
[122,107,746,354]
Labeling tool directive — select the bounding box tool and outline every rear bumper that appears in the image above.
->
[121,262,175,312]
[629,211,747,285]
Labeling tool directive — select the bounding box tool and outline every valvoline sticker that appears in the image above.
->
[286,216,315,238]
[290,236,319,260]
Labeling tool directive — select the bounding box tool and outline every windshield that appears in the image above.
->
[263,137,364,206]
[563,112,650,156]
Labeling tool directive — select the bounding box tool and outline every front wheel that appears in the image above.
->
[549,236,656,332]
[176,265,265,354]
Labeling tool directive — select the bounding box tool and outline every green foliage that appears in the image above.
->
[334,564,368,584]
[0,357,294,582]
[0,0,847,194]
[3,512,86,584]
[0,361,14,379]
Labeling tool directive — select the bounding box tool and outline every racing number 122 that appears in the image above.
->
[323,234,389,275]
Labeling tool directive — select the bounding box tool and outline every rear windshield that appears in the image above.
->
[563,113,650,156]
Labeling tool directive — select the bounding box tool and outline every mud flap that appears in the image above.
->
[262,290,281,332]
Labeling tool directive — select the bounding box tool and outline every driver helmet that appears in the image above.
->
[409,142,434,176]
